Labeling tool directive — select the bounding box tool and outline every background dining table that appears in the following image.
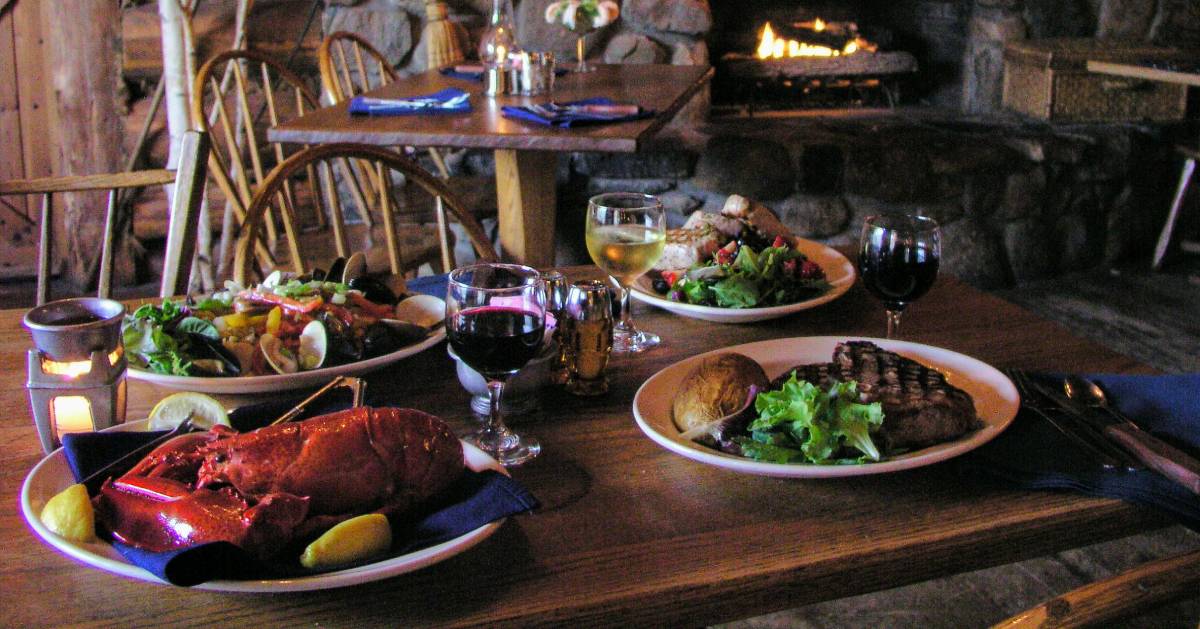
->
[268,64,714,269]
[0,263,1166,628]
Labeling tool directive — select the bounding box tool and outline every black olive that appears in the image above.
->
[348,276,399,305]
[652,277,671,294]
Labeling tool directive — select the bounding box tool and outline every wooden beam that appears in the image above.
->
[40,0,133,289]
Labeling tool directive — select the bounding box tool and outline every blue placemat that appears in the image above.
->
[500,97,655,128]
[63,399,537,586]
[407,273,448,299]
[348,88,471,116]
[957,373,1200,530]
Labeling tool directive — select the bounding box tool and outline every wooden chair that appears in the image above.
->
[0,131,208,305]
[233,143,497,290]
[191,48,323,278]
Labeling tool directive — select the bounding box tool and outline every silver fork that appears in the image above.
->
[1004,368,1138,471]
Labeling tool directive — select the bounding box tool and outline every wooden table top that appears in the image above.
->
[0,266,1162,627]
[268,64,714,152]
[1087,59,1200,87]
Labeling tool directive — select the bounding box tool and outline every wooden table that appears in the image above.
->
[269,65,714,268]
[0,268,1163,627]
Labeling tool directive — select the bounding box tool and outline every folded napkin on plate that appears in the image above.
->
[62,396,538,586]
[348,88,470,116]
[501,97,654,128]
[956,373,1200,531]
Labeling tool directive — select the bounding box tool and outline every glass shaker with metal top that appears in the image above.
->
[541,270,570,383]
[562,280,613,396]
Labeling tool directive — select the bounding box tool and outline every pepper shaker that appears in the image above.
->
[541,270,570,381]
[562,280,614,396]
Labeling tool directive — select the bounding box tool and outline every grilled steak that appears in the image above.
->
[772,341,980,452]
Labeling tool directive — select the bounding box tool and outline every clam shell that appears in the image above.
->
[393,294,445,329]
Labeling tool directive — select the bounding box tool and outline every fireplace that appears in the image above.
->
[709,1,968,115]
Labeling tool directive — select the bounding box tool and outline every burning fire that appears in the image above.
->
[755,20,877,60]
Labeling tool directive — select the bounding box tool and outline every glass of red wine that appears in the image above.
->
[858,214,941,339]
[446,263,546,466]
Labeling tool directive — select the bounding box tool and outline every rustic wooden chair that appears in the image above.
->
[0,131,208,305]
[233,143,497,290]
[317,31,494,252]
[191,48,324,279]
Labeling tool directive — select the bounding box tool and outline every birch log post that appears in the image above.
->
[40,0,134,289]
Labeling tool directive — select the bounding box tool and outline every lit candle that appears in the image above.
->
[52,395,93,437]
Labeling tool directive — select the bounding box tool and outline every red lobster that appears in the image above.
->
[93,407,464,559]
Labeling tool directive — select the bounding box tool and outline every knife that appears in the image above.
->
[1063,377,1200,496]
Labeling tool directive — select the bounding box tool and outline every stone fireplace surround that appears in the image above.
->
[323,0,1199,288]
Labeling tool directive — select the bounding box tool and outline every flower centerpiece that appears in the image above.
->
[544,0,620,72]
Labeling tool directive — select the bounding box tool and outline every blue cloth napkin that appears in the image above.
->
[957,373,1200,531]
[406,272,449,299]
[63,398,538,586]
[348,88,471,116]
[501,97,655,128]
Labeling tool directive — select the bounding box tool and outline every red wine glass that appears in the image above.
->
[858,214,941,339]
[447,263,546,466]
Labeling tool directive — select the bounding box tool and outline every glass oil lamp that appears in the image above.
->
[23,298,128,453]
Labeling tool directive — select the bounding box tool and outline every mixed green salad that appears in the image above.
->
[657,236,831,309]
[738,373,885,465]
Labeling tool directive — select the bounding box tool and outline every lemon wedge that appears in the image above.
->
[147,392,230,431]
[40,483,96,543]
[300,513,392,570]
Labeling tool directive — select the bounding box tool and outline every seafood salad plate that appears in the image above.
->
[632,336,1019,478]
[20,418,507,592]
[123,264,447,393]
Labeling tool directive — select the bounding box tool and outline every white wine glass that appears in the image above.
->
[585,192,666,353]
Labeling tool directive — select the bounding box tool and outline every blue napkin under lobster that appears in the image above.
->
[957,373,1200,531]
[348,88,470,116]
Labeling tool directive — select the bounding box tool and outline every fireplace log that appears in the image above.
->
[722,51,917,79]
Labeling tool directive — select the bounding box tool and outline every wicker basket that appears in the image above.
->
[1002,38,1188,122]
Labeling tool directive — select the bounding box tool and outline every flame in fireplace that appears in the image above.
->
[755,20,877,60]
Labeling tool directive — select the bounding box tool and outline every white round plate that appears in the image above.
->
[633,336,1018,478]
[630,238,856,324]
[20,419,505,592]
[127,327,445,394]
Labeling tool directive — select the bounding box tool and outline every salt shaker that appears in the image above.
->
[562,280,614,396]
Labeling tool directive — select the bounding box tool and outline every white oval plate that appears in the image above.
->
[21,419,505,592]
[630,238,856,324]
[127,327,445,394]
[633,336,1018,478]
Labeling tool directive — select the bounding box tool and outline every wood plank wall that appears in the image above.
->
[1,0,47,278]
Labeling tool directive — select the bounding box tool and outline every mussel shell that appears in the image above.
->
[341,252,368,284]
[326,257,347,284]
[392,294,445,328]
[362,322,404,358]
[186,333,242,377]
[349,276,399,305]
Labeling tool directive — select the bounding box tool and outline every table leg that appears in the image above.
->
[495,149,557,268]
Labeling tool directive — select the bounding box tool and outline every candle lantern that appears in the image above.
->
[23,298,128,453]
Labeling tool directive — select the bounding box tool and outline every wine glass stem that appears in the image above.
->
[885,309,902,339]
[616,285,636,335]
[481,378,514,453]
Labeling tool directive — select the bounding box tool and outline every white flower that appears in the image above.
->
[594,1,620,28]
[562,0,580,30]
[544,1,566,24]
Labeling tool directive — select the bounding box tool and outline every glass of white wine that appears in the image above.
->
[585,192,666,353]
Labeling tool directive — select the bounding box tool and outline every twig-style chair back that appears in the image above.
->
[317,31,400,104]
[233,143,497,289]
[317,32,462,269]
[0,131,209,305]
[191,49,323,278]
